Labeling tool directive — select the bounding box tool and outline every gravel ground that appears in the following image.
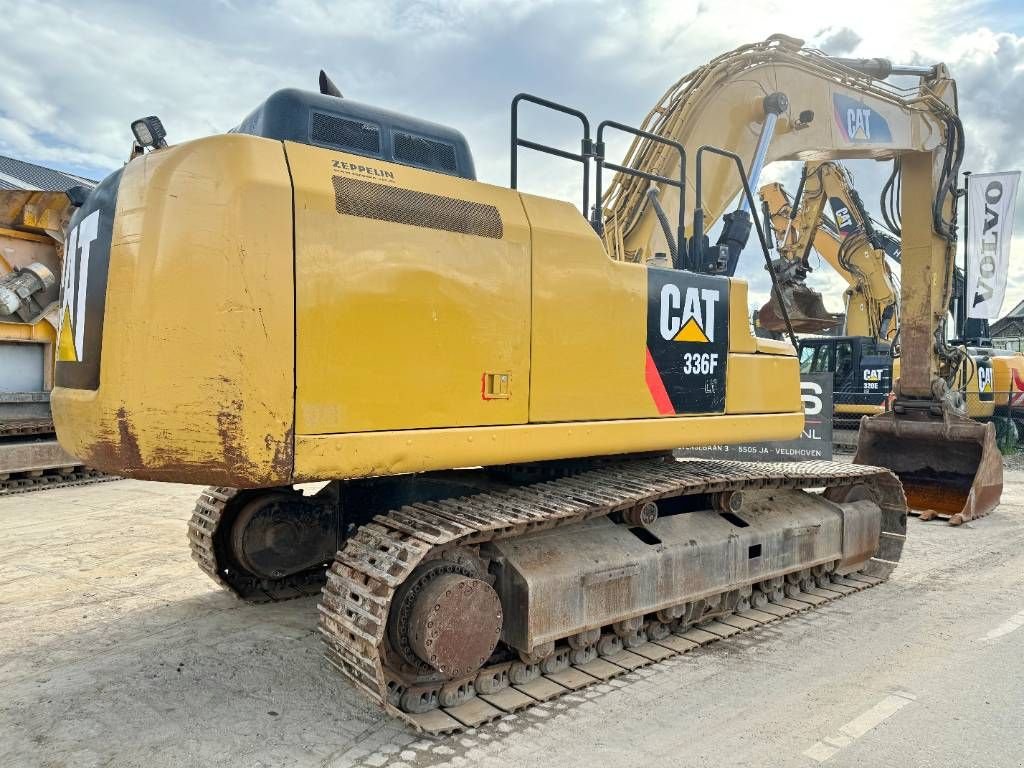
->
[1,471,1023,768]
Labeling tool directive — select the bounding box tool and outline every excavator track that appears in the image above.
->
[0,418,57,438]
[188,487,330,603]
[0,420,115,495]
[0,467,114,495]
[318,458,906,734]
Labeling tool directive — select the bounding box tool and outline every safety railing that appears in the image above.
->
[693,144,798,348]
[592,120,686,267]
[510,93,593,217]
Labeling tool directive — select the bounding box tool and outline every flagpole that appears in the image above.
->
[961,170,971,341]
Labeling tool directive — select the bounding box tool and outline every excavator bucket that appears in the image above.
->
[855,411,1003,525]
[757,284,840,334]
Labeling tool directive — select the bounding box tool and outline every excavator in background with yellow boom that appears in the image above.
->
[760,162,1024,435]
[0,183,106,493]
[759,161,907,428]
[51,36,998,731]
[759,161,900,342]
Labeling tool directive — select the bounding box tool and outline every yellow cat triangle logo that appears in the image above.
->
[673,317,709,343]
[57,305,78,362]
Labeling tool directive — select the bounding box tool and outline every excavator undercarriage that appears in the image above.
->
[189,456,905,732]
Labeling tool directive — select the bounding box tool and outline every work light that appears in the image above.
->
[130,116,167,150]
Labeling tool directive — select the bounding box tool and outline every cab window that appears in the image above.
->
[811,344,833,373]
[799,345,816,373]
[835,341,854,379]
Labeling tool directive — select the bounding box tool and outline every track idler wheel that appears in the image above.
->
[190,486,339,601]
[230,491,338,579]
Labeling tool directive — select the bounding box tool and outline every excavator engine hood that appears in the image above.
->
[855,411,1003,525]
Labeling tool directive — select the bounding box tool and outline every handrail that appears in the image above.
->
[694,144,799,349]
[511,93,593,215]
[594,120,686,265]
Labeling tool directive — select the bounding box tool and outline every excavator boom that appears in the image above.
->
[593,35,1001,525]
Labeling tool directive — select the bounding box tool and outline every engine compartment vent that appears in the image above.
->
[333,176,503,239]
[311,112,381,154]
[392,131,458,175]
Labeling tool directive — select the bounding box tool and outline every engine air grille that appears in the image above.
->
[392,131,458,174]
[311,112,381,154]
[333,176,503,239]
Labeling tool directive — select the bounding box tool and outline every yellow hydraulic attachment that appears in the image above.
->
[759,162,1017,427]
[758,161,899,340]
[590,39,1001,524]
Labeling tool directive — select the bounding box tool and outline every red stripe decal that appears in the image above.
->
[645,347,675,415]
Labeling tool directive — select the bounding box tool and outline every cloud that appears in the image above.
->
[817,27,863,56]
[2,0,1022,321]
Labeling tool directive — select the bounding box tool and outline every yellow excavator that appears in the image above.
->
[759,161,906,427]
[51,35,998,731]
[759,161,899,341]
[761,162,1024,444]
[0,184,106,493]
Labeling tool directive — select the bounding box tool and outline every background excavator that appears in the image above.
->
[0,175,106,493]
[50,35,995,731]
[760,162,1024,440]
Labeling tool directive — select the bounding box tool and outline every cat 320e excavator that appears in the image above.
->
[52,35,1000,731]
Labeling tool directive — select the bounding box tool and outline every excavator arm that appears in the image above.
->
[596,34,1000,523]
[758,162,900,340]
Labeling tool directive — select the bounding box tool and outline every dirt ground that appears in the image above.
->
[2,472,1023,768]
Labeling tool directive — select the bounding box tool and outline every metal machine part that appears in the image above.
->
[736,93,788,215]
[188,456,905,732]
[758,162,898,338]
[0,183,102,494]
[856,411,1002,524]
[490,489,878,653]
[315,457,905,733]
[759,161,1005,523]
[0,262,56,322]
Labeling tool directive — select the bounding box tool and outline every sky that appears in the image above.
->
[3,0,1023,322]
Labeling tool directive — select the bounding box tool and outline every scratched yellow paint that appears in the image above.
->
[52,135,295,487]
[53,136,801,487]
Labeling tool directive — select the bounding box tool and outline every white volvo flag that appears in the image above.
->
[966,170,1020,318]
